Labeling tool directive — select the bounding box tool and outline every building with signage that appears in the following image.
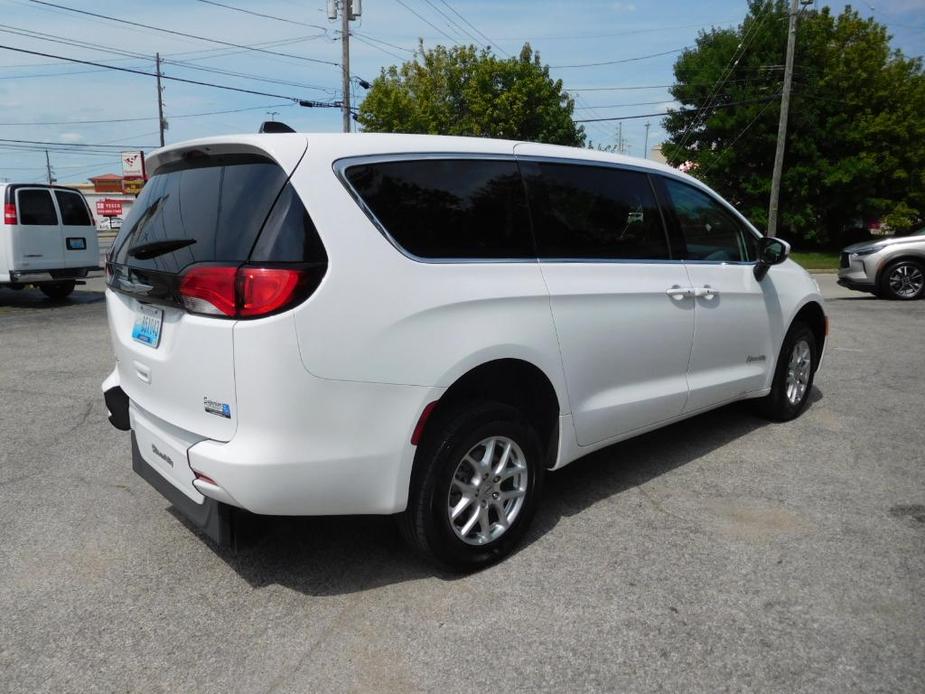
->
[64,173,136,231]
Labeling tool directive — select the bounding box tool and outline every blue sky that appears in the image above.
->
[0,0,922,182]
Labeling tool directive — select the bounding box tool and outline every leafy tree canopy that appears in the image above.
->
[357,43,585,147]
[662,1,925,245]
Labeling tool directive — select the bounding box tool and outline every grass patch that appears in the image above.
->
[790,250,841,270]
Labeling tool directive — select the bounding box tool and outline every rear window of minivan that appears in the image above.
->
[111,153,323,273]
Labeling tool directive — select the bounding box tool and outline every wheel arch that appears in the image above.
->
[876,254,925,290]
[791,300,827,369]
[422,358,562,468]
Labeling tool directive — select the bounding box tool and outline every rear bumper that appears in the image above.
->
[6,266,99,282]
[131,432,234,545]
[102,365,439,519]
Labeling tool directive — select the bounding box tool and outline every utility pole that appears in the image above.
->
[767,0,802,237]
[329,0,361,132]
[616,122,624,154]
[643,122,651,159]
[44,150,54,184]
[155,52,166,147]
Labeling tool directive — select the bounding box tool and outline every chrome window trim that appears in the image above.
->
[333,152,760,267]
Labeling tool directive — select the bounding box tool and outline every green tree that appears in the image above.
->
[662,1,925,245]
[357,43,585,147]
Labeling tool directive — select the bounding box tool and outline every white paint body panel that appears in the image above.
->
[102,133,825,517]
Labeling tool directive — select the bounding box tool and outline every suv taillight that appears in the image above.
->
[178,264,322,319]
[3,203,16,224]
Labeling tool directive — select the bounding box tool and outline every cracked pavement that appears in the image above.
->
[1,275,923,693]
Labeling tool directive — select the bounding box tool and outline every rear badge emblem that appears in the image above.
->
[746,354,767,363]
[151,444,174,467]
[204,397,232,418]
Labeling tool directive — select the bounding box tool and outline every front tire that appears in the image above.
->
[39,280,76,300]
[880,260,925,300]
[399,401,544,572]
[756,322,817,422]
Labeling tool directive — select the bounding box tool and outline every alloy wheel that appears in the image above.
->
[785,339,812,405]
[888,263,924,298]
[447,436,528,546]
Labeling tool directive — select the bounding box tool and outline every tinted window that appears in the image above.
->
[662,179,757,262]
[523,162,669,260]
[344,159,533,259]
[54,190,93,226]
[111,154,311,273]
[250,184,327,263]
[17,189,58,225]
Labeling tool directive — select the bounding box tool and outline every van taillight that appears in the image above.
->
[178,264,322,318]
[3,203,16,224]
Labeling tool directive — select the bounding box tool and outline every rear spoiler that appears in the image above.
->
[145,134,307,177]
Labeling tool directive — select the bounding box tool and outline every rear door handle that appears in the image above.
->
[666,286,695,300]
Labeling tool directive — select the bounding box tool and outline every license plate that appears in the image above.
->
[132,304,163,348]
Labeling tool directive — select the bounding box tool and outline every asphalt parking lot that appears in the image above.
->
[1,274,923,693]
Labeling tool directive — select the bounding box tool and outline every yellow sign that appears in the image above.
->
[122,177,145,196]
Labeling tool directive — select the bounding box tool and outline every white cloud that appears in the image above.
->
[613,2,637,12]
[59,132,84,143]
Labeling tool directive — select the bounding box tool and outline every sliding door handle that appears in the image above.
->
[665,286,694,300]
[693,285,719,299]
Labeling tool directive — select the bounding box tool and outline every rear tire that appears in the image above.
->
[880,259,925,300]
[756,321,817,422]
[399,401,544,572]
[39,281,76,300]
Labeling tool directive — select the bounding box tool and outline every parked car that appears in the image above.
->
[838,228,925,300]
[101,133,827,570]
[1,183,100,299]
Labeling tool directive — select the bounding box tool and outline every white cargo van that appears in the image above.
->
[1,183,100,299]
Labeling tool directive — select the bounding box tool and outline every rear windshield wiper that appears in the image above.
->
[128,238,197,260]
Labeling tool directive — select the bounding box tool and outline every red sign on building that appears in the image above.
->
[96,199,123,217]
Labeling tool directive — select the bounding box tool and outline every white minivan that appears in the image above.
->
[1,183,100,299]
[102,133,826,570]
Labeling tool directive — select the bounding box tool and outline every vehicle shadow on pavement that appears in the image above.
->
[0,288,104,309]
[192,390,821,595]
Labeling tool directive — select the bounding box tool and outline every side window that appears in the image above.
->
[54,190,93,226]
[17,189,58,225]
[343,159,533,259]
[661,178,757,262]
[523,162,670,260]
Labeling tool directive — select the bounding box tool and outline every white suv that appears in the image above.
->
[102,133,826,570]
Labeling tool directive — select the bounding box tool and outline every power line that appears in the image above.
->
[28,0,340,67]
[421,0,484,47]
[574,94,781,122]
[352,31,416,54]
[393,0,459,43]
[438,1,508,56]
[567,77,780,92]
[0,137,156,148]
[195,0,328,30]
[0,43,339,106]
[550,48,684,69]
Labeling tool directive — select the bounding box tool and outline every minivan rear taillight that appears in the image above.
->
[178,264,323,319]
[3,203,16,224]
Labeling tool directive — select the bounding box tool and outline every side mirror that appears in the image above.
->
[754,236,790,281]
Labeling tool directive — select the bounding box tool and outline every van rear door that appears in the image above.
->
[52,188,99,269]
[105,138,309,441]
[10,187,64,271]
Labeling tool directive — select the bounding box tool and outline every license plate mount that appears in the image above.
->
[131,303,163,348]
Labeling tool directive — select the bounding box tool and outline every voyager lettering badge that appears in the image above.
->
[203,397,231,419]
